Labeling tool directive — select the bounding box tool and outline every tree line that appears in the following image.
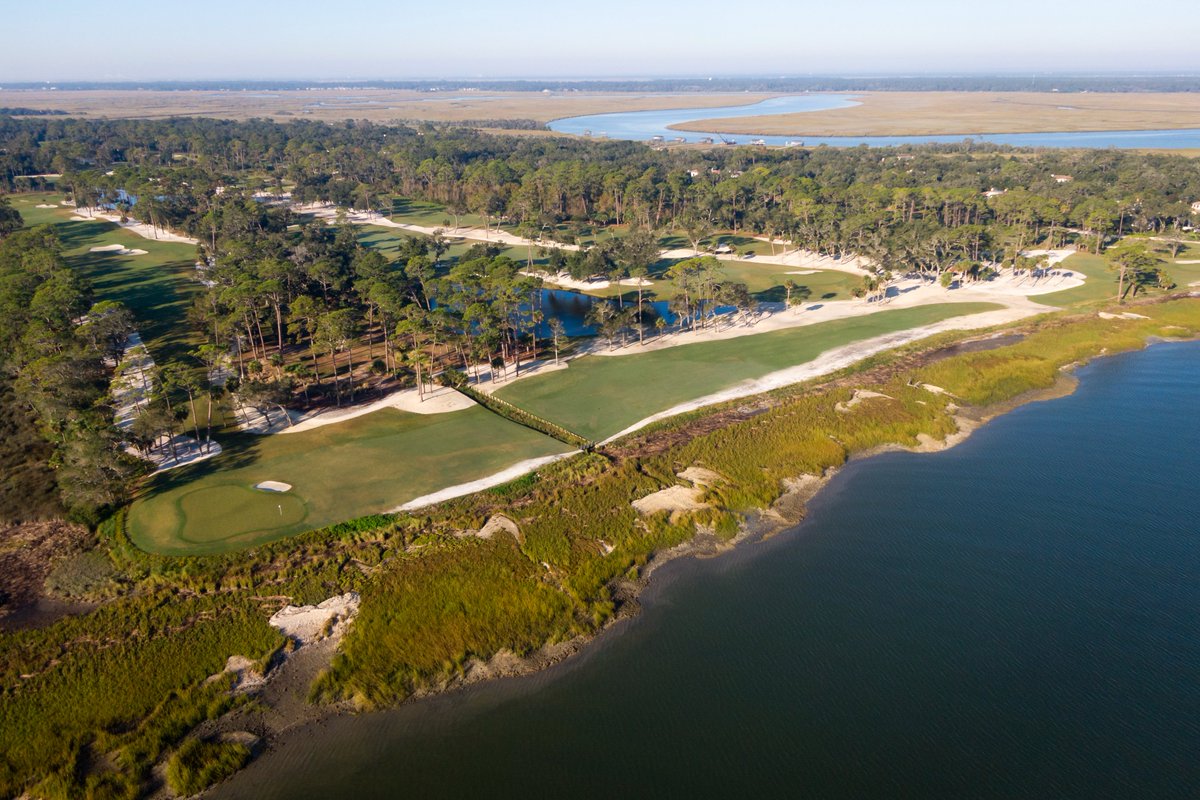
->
[0,223,142,521]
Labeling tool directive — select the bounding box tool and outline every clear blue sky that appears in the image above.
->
[3,0,1198,81]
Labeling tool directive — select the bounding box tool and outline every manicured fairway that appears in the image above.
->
[1033,253,1117,307]
[1167,258,1200,288]
[496,302,1002,442]
[12,193,202,362]
[128,406,571,555]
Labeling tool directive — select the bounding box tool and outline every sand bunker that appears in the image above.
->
[1098,311,1150,320]
[35,204,58,209]
[89,243,147,256]
[269,592,360,645]
[255,480,293,492]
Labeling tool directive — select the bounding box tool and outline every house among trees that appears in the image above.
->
[1191,200,1200,214]
[983,187,1007,198]
[1052,174,1075,183]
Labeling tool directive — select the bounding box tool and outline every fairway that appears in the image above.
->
[11,193,202,362]
[496,303,1002,441]
[128,406,571,555]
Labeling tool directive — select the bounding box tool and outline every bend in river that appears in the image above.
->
[548,94,1200,148]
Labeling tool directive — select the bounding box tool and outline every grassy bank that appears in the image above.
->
[2,297,1197,798]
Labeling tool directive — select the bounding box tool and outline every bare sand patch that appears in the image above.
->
[469,514,522,543]
[632,484,708,516]
[835,389,893,413]
[268,592,360,646]
[255,481,293,493]
[677,466,724,487]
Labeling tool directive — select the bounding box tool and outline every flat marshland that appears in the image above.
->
[670,91,1200,136]
[0,89,773,124]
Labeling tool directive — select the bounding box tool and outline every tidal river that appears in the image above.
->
[548,95,1200,149]
[219,341,1200,799]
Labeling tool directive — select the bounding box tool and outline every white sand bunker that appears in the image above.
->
[36,204,58,209]
[89,243,148,256]
[1098,311,1150,320]
[255,480,293,492]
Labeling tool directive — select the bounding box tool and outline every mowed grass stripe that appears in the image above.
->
[496,303,1003,442]
[128,406,571,555]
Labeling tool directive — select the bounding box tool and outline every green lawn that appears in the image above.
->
[1033,253,1116,307]
[128,406,571,555]
[1167,258,1200,288]
[1035,248,1200,307]
[12,193,202,363]
[496,302,1002,442]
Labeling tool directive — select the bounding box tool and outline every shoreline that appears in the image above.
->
[211,328,1147,791]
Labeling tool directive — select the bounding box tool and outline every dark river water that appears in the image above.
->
[548,94,1200,149]
[219,341,1200,799]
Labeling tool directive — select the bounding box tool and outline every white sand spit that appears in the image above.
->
[255,481,293,493]
[395,453,575,511]
[269,592,360,646]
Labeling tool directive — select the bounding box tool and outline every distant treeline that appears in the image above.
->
[5,76,1200,93]
[0,107,68,116]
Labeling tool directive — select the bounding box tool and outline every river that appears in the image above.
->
[547,94,1200,149]
[218,341,1200,799]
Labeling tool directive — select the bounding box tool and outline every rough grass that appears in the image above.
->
[127,407,571,555]
[496,303,1002,441]
[918,299,1200,406]
[165,737,251,797]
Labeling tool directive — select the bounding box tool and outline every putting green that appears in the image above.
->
[174,485,309,544]
[497,303,1003,442]
[128,406,571,555]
